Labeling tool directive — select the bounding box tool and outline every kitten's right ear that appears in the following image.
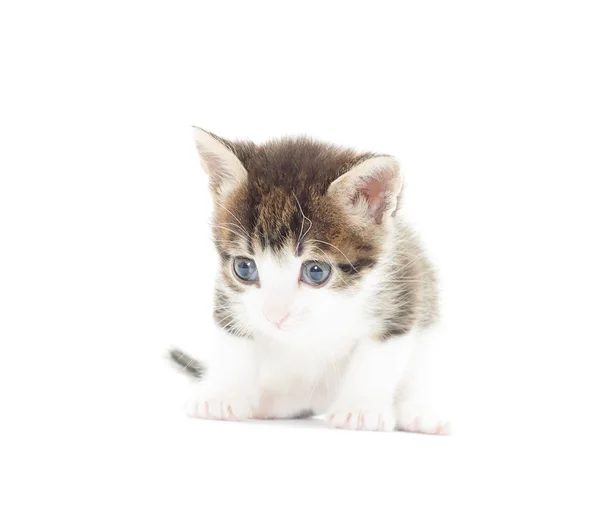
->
[192,127,248,197]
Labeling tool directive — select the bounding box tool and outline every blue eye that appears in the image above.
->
[233,257,259,282]
[301,261,332,286]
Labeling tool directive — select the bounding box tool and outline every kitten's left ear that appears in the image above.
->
[192,127,248,197]
[328,156,402,225]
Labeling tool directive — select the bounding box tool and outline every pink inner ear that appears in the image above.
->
[358,176,387,223]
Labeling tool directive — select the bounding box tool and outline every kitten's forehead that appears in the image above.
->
[252,187,302,253]
[216,184,379,277]
[223,184,350,259]
[212,137,385,285]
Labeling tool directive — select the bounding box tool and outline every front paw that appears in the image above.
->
[186,395,253,422]
[396,400,451,435]
[326,407,396,432]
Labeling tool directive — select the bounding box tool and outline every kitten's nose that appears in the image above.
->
[262,305,290,328]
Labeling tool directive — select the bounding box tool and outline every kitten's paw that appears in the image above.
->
[396,401,451,435]
[186,396,253,422]
[326,408,396,432]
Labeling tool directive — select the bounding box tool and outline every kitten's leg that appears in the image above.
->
[186,327,260,421]
[395,324,452,435]
[326,335,414,432]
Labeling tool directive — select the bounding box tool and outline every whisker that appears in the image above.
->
[210,224,248,242]
[292,193,313,255]
[212,199,251,238]
[209,220,250,238]
[212,200,250,233]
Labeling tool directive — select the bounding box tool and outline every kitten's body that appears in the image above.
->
[171,129,449,433]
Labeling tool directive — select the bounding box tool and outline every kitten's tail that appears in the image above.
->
[168,348,205,379]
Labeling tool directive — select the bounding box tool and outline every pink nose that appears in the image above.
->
[263,307,290,328]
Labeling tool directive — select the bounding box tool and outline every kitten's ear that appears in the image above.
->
[192,127,248,197]
[328,156,402,225]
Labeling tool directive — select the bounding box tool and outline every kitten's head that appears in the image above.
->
[194,128,403,347]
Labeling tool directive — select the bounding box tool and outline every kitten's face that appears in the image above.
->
[194,128,402,347]
[214,191,378,346]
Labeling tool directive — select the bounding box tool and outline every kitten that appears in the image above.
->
[170,127,450,434]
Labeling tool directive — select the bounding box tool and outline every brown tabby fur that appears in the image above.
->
[206,132,438,340]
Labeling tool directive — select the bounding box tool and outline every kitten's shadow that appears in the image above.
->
[247,417,328,430]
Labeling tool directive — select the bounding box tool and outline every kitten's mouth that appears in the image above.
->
[274,314,289,329]
[264,312,290,330]
[268,322,292,334]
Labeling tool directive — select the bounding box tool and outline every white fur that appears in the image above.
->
[326,335,414,431]
[188,245,450,434]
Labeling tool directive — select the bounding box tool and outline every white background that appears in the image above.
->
[1,1,599,515]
